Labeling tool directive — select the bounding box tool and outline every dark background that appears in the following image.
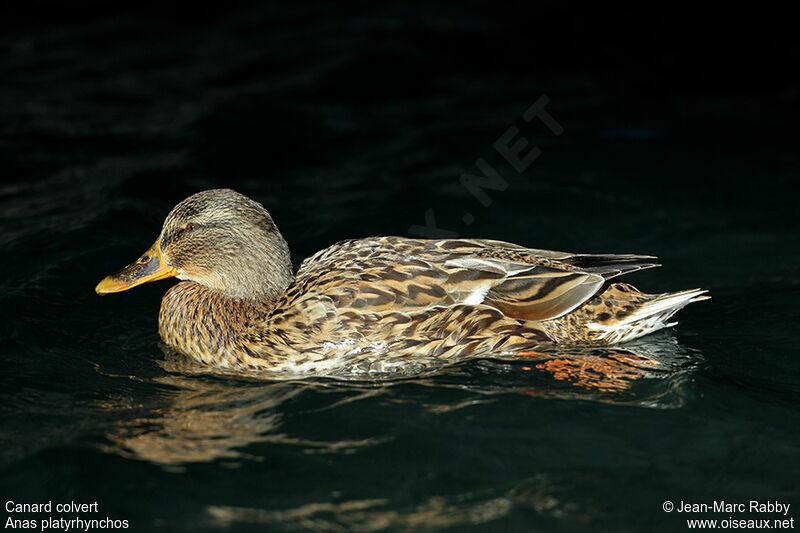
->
[1,3,798,532]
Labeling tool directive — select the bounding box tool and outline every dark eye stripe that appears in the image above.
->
[162,220,223,249]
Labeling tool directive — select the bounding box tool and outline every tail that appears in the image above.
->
[585,286,710,343]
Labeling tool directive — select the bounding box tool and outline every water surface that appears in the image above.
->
[1,4,798,531]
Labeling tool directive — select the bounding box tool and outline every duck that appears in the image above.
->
[95,188,708,376]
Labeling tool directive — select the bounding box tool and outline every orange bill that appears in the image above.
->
[95,239,177,295]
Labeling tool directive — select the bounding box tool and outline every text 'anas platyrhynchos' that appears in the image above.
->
[96,189,708,376]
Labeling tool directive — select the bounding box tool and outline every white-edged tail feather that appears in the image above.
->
[588,288,709,343]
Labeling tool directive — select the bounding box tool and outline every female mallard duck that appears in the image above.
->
[96,189,708,376]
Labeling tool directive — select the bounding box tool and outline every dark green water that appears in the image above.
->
[1,5,798,532]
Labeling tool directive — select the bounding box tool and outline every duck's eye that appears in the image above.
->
[186,223,198,232]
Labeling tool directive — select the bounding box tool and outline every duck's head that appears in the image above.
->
[96,189,293,300]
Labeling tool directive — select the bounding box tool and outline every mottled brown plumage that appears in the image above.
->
[96,189,708,377]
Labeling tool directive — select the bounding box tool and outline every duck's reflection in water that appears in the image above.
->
[208,474,592,530]
[100,334,699,467]
[102,375,300,466]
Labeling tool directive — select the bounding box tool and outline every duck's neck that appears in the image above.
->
[194,258,295,302]
[158,281,277,367]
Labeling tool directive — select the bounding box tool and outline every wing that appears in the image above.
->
[287,237,659,323]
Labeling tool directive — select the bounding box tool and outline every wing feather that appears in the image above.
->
[292,237,659,323]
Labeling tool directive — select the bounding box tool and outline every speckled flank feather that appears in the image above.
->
[105,189,709,377]
[536,282,709,344]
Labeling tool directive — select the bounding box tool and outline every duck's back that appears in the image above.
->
[262,237,703,370]
[282,236,659,318]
